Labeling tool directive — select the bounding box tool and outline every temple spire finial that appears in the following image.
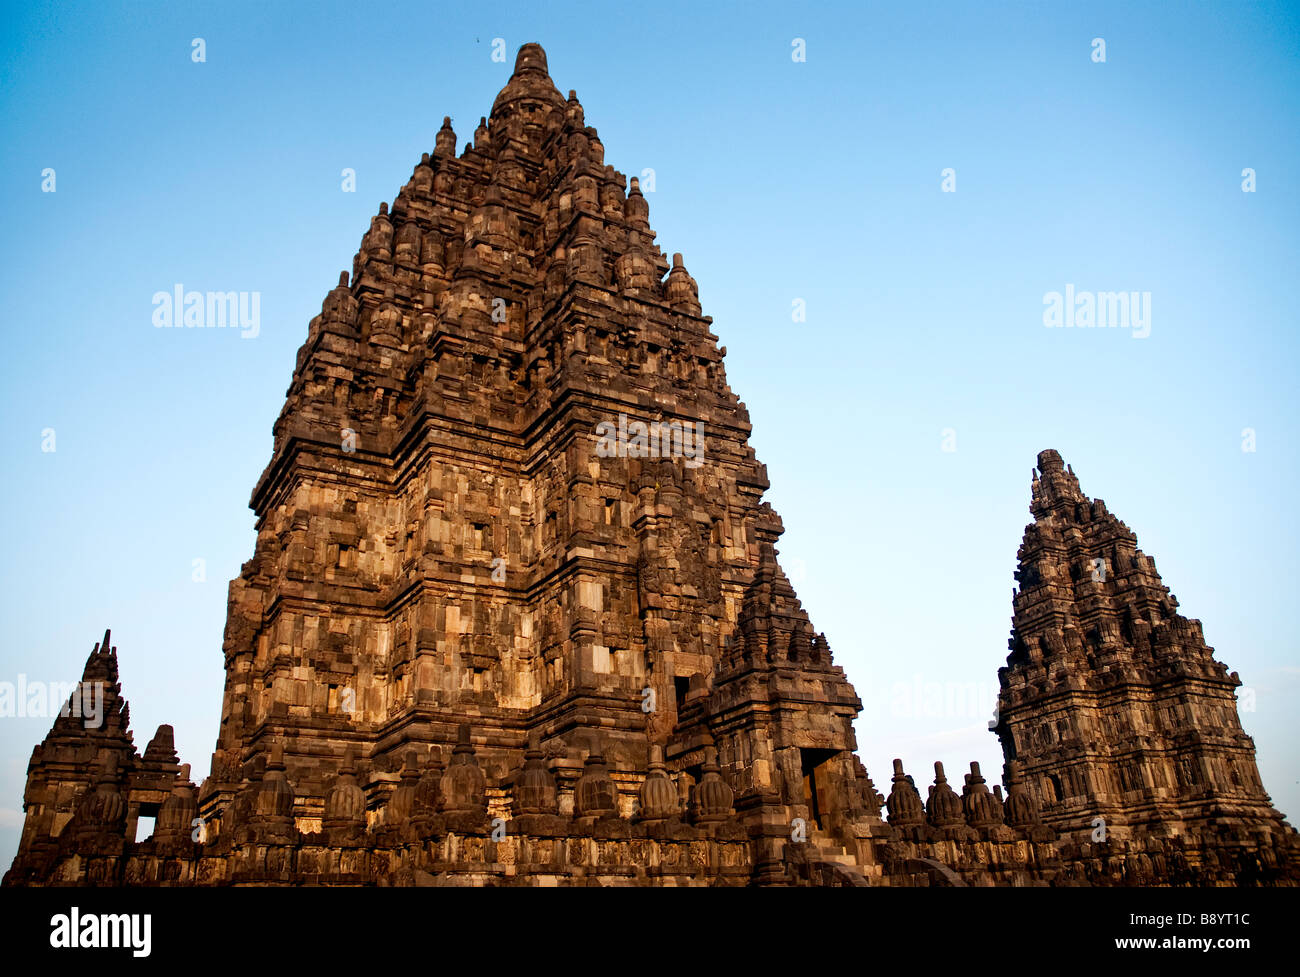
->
[513,42,549,76]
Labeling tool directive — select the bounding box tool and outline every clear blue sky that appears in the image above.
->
[2,0,1297,865]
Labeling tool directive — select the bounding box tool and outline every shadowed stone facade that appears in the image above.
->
[5,44,1296,887]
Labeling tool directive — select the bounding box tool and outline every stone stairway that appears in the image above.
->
[808,829,861,868]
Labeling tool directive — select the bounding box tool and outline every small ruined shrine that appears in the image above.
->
[5,45,1295,886]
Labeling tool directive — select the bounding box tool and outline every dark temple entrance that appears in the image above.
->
[800,748,839,831]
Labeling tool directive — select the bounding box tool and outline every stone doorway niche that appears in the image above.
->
[800,748,839,831]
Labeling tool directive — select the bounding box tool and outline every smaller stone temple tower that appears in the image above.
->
[5,630,182,885]
[994,450,1292,869]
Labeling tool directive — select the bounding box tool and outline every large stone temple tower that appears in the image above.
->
[199,41,877,868]
[994,450,1291,863]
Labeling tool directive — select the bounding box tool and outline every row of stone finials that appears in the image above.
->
[67,733,1049,850]
[68,726,744,846]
